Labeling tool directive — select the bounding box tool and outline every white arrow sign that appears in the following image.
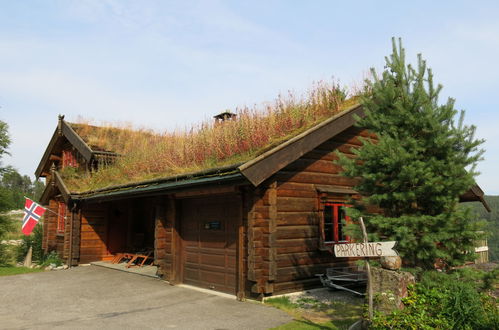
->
[334,241,398,258]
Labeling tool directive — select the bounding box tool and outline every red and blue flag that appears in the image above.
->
[22,198,46,235]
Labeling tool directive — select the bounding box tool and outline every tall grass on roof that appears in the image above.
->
[64,81,355,192]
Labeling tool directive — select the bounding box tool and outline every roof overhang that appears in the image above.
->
[459,184,491,212]
[68,163,247,203]
[238,104,364,186]
[35,118,95,178]
[39,104,489,213]
[40,171,72,205]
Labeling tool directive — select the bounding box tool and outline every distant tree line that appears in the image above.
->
[0,167,45,211]
[0,118,44,213]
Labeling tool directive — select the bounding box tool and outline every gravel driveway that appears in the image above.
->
[0,266,291,330]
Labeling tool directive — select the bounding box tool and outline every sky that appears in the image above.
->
[0,0,498,194]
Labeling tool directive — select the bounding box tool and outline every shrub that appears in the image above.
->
[0,214,15,266]
[371,270,499,329]
[40,251,63,267]
[16,223,44,263]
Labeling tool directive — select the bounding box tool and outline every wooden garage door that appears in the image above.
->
[181,195,239,294]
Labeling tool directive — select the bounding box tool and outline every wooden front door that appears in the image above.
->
[180,195,239,294]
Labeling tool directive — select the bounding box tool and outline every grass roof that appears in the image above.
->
[62,82,359,193]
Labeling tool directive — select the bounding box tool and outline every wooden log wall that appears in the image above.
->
[62,204,71,260]
[79,204,108,263]
[266,126,372,294]
[246,184,277,295]
[42,199,58,253]
[70,209,81,265]
[155,197,175,280]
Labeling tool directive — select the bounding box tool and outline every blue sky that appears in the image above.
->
[1,0,498,194]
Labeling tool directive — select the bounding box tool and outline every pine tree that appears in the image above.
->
[338,38,485,269]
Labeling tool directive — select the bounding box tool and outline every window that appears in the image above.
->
[322,203,349,244]
[57,201,66,234]
[62,150,78,168]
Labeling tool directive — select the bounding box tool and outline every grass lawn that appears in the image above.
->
[0,266,44,276]
[266,295,364,330]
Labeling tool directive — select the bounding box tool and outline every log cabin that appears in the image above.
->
[36,104,490,299]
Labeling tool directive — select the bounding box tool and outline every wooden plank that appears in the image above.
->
[276,255,331,268]
[277,182,315,191]
[276,171,358,187]
[283,159,343,174]
[276,264,340,282]
[277,188,317,198]
[314,142,358,156]
[35,128,60,178]
[276,212,318,226]
[61,120,93,160]
[277,196,317,212]
[276,226,318,239]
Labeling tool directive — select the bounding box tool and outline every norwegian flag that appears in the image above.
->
[22,198,46,235]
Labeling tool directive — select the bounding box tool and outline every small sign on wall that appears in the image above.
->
[204,221,222,230]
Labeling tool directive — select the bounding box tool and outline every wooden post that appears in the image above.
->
[67,205,76,267]
[23,246,33,267]
[359,217,373,322]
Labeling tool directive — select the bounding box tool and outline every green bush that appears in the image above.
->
[371,270,499,329]
[0,214,14,266]
[16,223,44,263]
[40,251,63,267]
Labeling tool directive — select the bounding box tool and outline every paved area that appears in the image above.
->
[91,261,159,278]
[0,266,291,330]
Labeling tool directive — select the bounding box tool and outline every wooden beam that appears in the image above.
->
[39,181,54,205]
[54,171,71,204]
[49,154,62,162]
[61,120,93,161]
[35,128,60,178]
[238,104,364,186]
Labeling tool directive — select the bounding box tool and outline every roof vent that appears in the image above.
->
[213,111,237,122]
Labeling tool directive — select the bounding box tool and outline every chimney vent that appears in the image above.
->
[214,111,236,122]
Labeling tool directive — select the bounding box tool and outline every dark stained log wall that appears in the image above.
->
[267,126,371,294]
[155,197,174,279]
[79,204,109,263]
[247,186,273,294]
[43,199,58,253]
[158,196,180,283]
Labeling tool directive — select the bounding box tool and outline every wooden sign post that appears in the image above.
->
[333,217,399,322]
[359,217,374,322]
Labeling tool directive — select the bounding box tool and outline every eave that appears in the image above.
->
[35,117,118,178]
[238,104,364,186]
[459,184,491,212]
[39,171,72,205]
[43,104,489,213]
